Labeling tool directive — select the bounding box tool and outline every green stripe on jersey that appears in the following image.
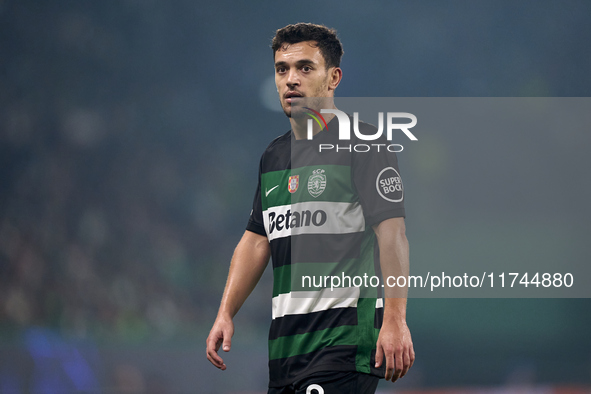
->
[274,263,345,297]
[278,260,381,294]
[272,264,290,298]
[268,313,381,361]
[272,232,379,298]
[261,165,356,211]
[355,298,380,374]
[268,325,358,360]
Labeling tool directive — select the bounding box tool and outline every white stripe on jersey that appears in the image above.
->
[263,201,365,242]
[271,287,360,320]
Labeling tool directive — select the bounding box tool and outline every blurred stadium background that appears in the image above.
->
[1,0,590,393]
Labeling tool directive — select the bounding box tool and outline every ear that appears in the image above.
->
[328,67,342,91]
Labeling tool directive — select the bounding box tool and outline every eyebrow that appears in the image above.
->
[274,59,317,68]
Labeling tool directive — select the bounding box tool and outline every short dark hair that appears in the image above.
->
[271,23,344,69]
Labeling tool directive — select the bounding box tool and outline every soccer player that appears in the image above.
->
[206,23,414,393]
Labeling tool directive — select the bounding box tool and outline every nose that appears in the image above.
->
[286,68,300,88]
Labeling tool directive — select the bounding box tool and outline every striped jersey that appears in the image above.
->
[246,118,405,388]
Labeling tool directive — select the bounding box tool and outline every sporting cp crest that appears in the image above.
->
[307,169,326,198]
[288,175,299,193]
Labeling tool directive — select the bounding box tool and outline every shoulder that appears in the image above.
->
[352,118,388,144]
[264,130,291,154]
[258,130,291,172]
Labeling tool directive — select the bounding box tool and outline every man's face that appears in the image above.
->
[274,41,334,118]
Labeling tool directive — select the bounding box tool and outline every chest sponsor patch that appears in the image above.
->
[376,167,403,202]
[263,201,365,241]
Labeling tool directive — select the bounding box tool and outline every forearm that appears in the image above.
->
[375,218,409,325]
[217,231,270,319]
[381,235,409,324]
[373,217,409,315]
[383,298,407,326]
[373,217,414,381]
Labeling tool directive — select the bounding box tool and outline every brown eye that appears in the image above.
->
[302,66,311,72]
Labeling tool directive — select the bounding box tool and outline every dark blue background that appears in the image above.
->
[1,0,590,392]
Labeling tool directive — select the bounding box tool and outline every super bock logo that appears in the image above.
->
[376,167,403,202]
[307,169,326,198]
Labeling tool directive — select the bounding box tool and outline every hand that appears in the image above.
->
[206,315,234,370]
[375,320,415,382]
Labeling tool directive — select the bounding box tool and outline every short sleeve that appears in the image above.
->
[352,135,406,228]
[246,155,267,236]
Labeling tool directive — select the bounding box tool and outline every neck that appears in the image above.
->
[290,113,335,140]
[290,100,337,140]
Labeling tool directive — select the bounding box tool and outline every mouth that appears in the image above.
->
[284,91,303,104]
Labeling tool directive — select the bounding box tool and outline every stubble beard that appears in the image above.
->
[282,95,330,120]
[281,80,330,119]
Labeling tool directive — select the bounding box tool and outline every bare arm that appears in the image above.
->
[373,217,415,382]
[206,230,270,370]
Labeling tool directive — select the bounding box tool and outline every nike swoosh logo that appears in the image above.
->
[265,185,279,197]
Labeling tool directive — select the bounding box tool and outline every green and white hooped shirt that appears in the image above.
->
[246,117,405,388]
